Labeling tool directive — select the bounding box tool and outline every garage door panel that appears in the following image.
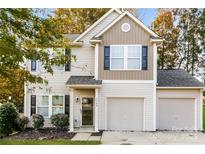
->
[107,98,143,131]
[158,98,195,130]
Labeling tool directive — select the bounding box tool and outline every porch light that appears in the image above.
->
[76,97,80,103]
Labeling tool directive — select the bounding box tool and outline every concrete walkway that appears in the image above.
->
[71,133,101,141]
[101,131,205,145]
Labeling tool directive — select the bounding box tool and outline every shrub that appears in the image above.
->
[31,114,44,129]
[0,103,19,135]
[51,114,69,129]
[15,116,29,131]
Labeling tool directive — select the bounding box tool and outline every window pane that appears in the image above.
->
[111,46,124,57]
[128,46,141,57]
[52,96,63,106]
[127,58,140,69]
[37,107,49,117]
[111,58,124,69]
[37,96,49,106]
[52,107,64,115]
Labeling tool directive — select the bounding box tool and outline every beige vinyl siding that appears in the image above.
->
[157,89,203,130]
[98,15,153,80]
[25,46,95,119]
[80,11,120,44]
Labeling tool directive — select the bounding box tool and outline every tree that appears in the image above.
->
[0,9,72,83]
[0,69,24,112]
[53,8,110,34]
[177,9,203,75]
[152,9,180,69]
[153,8,204,77]
[0,9,73,109]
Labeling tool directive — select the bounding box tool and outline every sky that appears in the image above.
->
[41,8,157,27]
[138,8,157,26]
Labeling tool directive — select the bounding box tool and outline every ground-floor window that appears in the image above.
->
[52,96,64,115]
[37,96,49,117]
[36,95,64,117]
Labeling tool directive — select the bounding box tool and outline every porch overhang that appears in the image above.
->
[66,76,102,89]
[68,84,102,89]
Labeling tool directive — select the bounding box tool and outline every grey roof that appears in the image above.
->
[67,76,102,85]
[91,36,102,40]
[150,36,163,39]
[157,69,203,87]
[64,34,80,41]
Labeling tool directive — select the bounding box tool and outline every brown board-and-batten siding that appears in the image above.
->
[98,15,153,80]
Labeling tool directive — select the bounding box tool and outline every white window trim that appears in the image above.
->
[36,94,65,118]
[38,48,68,73]
[51,95,65,116]
[110,45,142,71]
[36,94,50,118]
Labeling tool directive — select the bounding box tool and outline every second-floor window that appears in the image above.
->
[110,45,142,70]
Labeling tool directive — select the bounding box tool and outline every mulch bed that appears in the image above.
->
[7,128,76,140]
[91,130,103,136]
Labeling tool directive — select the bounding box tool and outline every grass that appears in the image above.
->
[203,106,205,130]
[0,139,101,145]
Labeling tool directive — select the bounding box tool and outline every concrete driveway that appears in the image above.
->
[101,131,205,145]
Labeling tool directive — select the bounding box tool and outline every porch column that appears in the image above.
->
[95,88,99,132]
[69,88,74,132]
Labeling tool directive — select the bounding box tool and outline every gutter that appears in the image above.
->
[157,87,204,89]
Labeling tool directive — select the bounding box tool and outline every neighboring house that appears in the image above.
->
[24,8,203,132]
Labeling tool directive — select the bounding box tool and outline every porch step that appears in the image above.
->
[71,133,91,141]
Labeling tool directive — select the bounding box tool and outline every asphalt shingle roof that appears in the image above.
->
[66,76,102,85]
[66,70,203,87]
[157,69,203,87]
[64,34,80,41]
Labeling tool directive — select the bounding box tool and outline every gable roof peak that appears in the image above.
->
[73,8,121,42]
[95,11,159,38]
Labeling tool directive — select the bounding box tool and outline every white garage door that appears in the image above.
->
[158,98,195,130]
[107,98,144,131]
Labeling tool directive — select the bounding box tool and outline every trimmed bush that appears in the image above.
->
[0,103,19,135]
[31,114,44,129]
[15,116,29,131]
[51,114,69,129]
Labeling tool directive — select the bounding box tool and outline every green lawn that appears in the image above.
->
[203,106,205,130]
[0,139,101,145]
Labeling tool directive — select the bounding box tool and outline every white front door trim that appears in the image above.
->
[80,95,95,127]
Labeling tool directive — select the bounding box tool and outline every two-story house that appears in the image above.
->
[24,8,203,132]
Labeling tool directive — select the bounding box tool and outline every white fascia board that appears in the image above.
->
[157,87,204,89]
[150,39,163,43]
[73,8,121,42]
[67,85,102,88]
[102,80,154,84]
[90,40,102,43]
[96,11,159,38]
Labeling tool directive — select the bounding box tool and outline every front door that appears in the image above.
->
[81,97,94,126]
